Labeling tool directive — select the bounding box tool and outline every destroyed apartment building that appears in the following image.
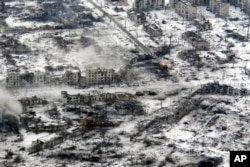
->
[18,96,48,107]
[182,31,210,50]
[134,0,165,10]
[28,134,66,153]
[170,0,229,18]
[27,122,67,133]
[85,68,116,86]
[175,0,197,20]
[61,91,118,105]
[6,67,117,88]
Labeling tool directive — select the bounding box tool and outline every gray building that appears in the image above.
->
[175,0,197,20]
[86,68,115,85]
[134,0,165,10]
[208,0,229,18]
[6,72,21,87]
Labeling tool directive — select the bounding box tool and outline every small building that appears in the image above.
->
[182,31,210,50]
[193,19,212,31]
[143,23,163,37]
[175,0,197,20]
[208,0,229,18]
[127,10,147,25]
[134,0,165,10]
[86,68,115,86]
[28,134,65,153]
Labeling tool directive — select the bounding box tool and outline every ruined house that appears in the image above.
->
[127,10,147,25]
[143,23,163,37]
[80,115,118,129]
[182,31,210,50]
[28,134,65,153]
[18,96,48,107]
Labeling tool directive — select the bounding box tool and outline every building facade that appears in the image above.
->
[63,70,80,85]
[175,0,197,20]
[208,0,229,18]
[6,72,20,87]
[86,68,115,85]
[61,91,117,105]
[134,0,165,10]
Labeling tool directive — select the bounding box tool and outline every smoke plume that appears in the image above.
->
[0,87,22,127]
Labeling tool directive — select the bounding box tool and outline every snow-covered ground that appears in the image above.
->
[1,0,250,166]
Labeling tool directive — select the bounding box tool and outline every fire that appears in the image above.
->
[160,61,167,68]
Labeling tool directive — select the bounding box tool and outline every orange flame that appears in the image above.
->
[160,61,167,68]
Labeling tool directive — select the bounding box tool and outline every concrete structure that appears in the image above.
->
[235,0,250,14]
[61,91,116,105]
[0,0,5,11]
[19,96,48,106]
[86,68,115,85]
[134,0,165,10]
[6,72,20,87]
[170,0,208,7]
[193,19,212,31]
[208,0,229,18]
[175,0,197,20]
[0,109,3,125]
[109,0,128,5]
[143,23,163,37]
[63,70,80,85]
[127,10,147,25]
[182,31,210,50]
[33,71,46,86]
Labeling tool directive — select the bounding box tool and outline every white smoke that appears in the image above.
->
[69,45,126,71]
[0,87,22,124]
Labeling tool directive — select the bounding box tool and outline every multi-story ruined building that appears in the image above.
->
[175,0,197,20]
[63,70,80,85]
[0,0,5,11]
[86,68,115,85]
[170,0,209,7]
[61,91,117,105]
[6,72,21,87]
[134,0,165,10]
[232,0,250,14]
[170,0,229,18]
[33,71,46,86]
[208,0,229,18]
